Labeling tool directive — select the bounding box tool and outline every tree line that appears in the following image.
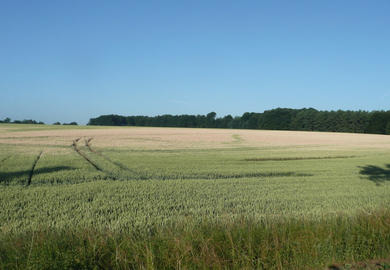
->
[88,108,390,135]
[0,117,45,125]
[0,118,78,126]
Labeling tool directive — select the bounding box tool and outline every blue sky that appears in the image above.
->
[1,1,389,124]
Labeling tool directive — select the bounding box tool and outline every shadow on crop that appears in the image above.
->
[359,164,390,185]
[244,156,356,162]
[0,166,74,184]
[144,171,313,180]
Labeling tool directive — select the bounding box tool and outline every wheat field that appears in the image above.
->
[1,124,390,269]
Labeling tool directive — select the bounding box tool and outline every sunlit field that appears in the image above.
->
[1,124,390,269]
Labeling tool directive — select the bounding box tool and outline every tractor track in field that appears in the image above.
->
[27,151,42,186]
[72,138,119,180]
[84,138,137,174]
[72,139,104,172]
[0,155,11,165]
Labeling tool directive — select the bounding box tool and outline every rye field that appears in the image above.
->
[1,123,390,269]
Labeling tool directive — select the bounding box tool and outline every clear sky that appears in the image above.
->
[1,1,389,124]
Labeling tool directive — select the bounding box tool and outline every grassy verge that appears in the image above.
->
[1,210,390,270]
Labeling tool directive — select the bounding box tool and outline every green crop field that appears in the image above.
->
[1,123,390,269]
